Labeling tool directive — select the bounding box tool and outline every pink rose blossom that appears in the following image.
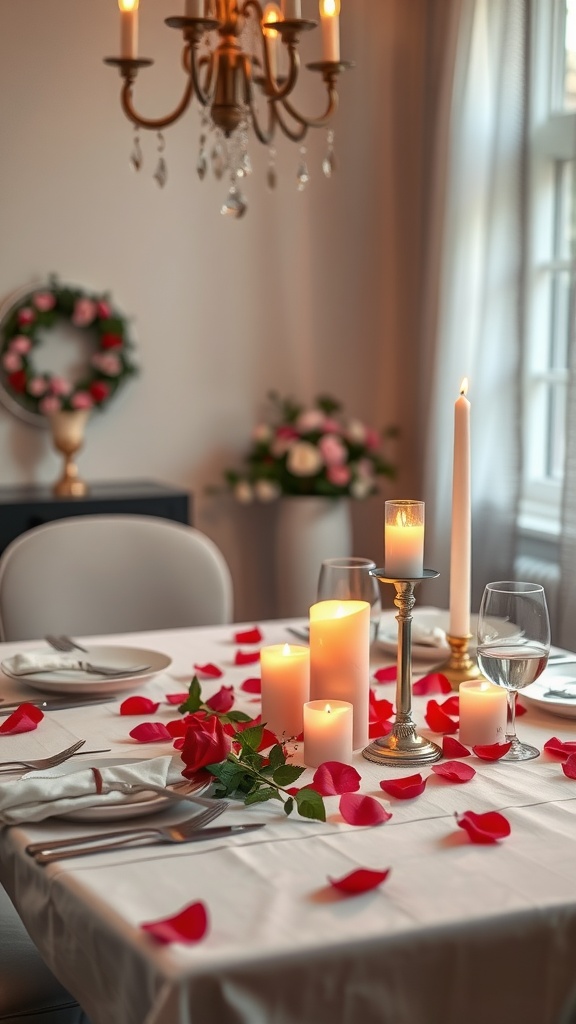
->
[33,291,56,312]
[296,409,325,433]
[27,377,48,397]
[50,377,72,396]
[71,391,94,410]
[17,307,35,326]
[327,464,351,487]
[276,425,299,441]
[319,433,347,467]
[2,352,22,373]
[92,352,121,376]
[323,417,341,434]
[39,395,62,415]
[96,300,112,319]
[365,427,381,450]
[72,298,97,327]
[10,335,32,354]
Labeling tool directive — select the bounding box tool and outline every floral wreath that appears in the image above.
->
[0,279,137,418]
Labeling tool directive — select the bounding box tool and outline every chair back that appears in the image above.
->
[0,514,233,641]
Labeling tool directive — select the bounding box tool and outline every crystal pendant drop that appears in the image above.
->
[296,146,309,191]
[153,133,167,188]
[220,184,247,219]
[267,146,277,190]
[130,129,143,172]
[322,129,336,178]
[211,139,227,180]
[196,133,208,180]
[237,151,253,178]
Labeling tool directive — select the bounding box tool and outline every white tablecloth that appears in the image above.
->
[1,617,576,1024]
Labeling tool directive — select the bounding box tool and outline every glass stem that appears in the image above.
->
[506,690,517,746]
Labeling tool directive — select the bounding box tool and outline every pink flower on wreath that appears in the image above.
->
[2,352,22,373]
[39,395,62,415]
[72,298,97,328]
[50,376,72,396]
[10,335,32,355]
[91,351,121,376]
[33,291,56,313]
[27,377,48,397]
[17,307,35,327]
[327,464,351,487]
[71,391,94,410]
[319,433,347,467]
[96,300,112,319]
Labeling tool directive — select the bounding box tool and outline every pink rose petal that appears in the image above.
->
[339,792,392,826]
[472,742,512,761]
[373,666,397,683]
[413,673,452,695]
[379,774,426,799]
[432,760,476,783]
[425,699,459,734]
[442,736,471,758]
[205,685,235,713]
[456,809,511,844]
[141,901,208,944]
[240,677,261,694]
[562,753,576,779]
[193,663,222,678]
[0,703,44,734]
[312,761,361,796]
[119,696,160,716]
[234,626,263,644]
[328,868,391,895]
[129,722,172,743]
[235,650,261,665]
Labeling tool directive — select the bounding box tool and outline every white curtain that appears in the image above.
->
[558,167,576,648]
[421,0,529,616]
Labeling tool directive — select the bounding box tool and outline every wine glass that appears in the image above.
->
[317,557,382,645]
[477,581,550,761]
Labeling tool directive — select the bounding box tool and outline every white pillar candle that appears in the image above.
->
[449,379,471,637]
[458,679,507,747]
[185,0,205,17]
[319,0,340,61]
[118,0,139,60]
[303,700,353,768]
[309,599,370,749]
[282,0,301,17]
[260,643,310,740]
[384,500,425,578]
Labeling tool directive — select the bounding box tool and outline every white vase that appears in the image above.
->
[275,497,353,618]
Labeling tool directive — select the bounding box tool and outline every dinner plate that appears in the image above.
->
[1,645,172,695]
[521,665,576,720]
[377,608,464,661]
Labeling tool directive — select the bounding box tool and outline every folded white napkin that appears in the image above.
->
[411,624,448,648]
[5,652,83,675]
[0,755,185,824]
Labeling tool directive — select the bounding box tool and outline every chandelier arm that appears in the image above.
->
[247,95,276,145]
[275,103,309,142]
[120,63,196,130]
[189,41,215,108]
[241,0,299,102]
[279,84,339,131]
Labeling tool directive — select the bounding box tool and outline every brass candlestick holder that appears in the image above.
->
[363,568,442,767]
[438,633,482,691]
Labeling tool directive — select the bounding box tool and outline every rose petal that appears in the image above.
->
[456,809,511,844]
[119,696,160,716]
[432,761,476,783]
[544,736,576,760]
[129,722,173,743]
[439,695,460,716]
[240,677,261,694]
[0,703,44,735]
[328,868,391,895]
[141,901,208,944]
[515,696,527,717]
[312,761,362,796]
[373,666,397,683]
[234,627,263,644]
[442,736,471,758]
[369,693,394,723]
[379,774,426,799]
[339,792,392,826]
[234,650,261,665]
[165,693,189,705]
[562,753,576,779]
[205,685,235,713]
[472,742,512,761]
[193,663,223,678]
[425,699,459,734]
[369,719,394,739]
[413,673,452,695]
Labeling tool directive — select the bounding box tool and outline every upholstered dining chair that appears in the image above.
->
[0,513,233,1023]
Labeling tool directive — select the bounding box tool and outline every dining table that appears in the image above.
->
[1,612,576,1024]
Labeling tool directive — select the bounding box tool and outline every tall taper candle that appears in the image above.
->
[118,0,139,59]
[449,379,471,637]
[309,599,370,749]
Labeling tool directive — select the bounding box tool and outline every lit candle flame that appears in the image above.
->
[460,377,468,396]
[118,0,139,10]
[320,0,340,15]
[263,3,281,37]
[282,643,291,656]
[396,508,408,528]
[324,703,332,714]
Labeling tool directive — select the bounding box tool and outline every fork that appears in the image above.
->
[0,739,86,772]
[45,635,89,653]
[102,780,227,810]
[29,805,227,863]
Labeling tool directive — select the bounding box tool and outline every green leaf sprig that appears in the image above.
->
[178,675,252,727]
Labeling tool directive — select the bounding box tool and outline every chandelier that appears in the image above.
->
[106,0,352,217]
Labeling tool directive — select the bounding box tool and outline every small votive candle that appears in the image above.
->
[458,679,507,747]
[303,700,353,768]
[384,499,425,578]
[260,644,309,740]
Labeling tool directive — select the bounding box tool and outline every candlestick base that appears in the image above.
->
[438,633,483,691]
[363,728,442,767]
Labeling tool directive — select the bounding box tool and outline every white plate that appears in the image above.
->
[522,665,576,720]
[1,645,172,695]
[377,608,465,661]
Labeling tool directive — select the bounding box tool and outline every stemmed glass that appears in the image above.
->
[477,581,550,761]
[317,557,382,645]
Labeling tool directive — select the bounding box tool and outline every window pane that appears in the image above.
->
[565,1,576,109]
[555,160,576,259]
[548,382,566,479]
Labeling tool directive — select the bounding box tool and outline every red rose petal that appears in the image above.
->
[234,650,261,665]
[328,868,391,895]
[543,736,576,760]
[240,677,261,694]
[205,685,235,713]
[369,691,394,722]
[129,722,172,743]
[379,774,426,799]
[432,761,476,783]
[234,627,263,644]
[442,736,471,758]
[413,673,452,695]
[0,703,44,735]
[312,761,362,796]
[120,696,160,716]
[339,792,392,826]
[425,699,458,734]
[562,753,576,779]
[456,809,511,844]
[165,693,189,705]
[472,742,512,761]
[193,663,222,678]
[440,695,460,716]
[141,900,208,944]
[515,696,527,717]
[373,666,397,683]
[369,719,394,739]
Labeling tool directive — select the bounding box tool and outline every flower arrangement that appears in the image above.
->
[0,279,137,417]
[219,391,396,502]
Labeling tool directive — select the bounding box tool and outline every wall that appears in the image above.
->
[0,0,432,621]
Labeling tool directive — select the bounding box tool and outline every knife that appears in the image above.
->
[32,823,266,863]
[0,696,114,716]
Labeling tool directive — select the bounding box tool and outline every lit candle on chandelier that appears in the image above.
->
[319,0,341,62]
[263,3,282,80]
[118,0,139,60]
[282,0,302,18]
[185,0,206,16]
[384,500,425,578]
[449,379,471,638]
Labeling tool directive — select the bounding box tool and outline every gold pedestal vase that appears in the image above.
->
[49,410,90,497]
